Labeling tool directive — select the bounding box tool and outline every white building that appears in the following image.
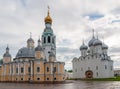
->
[72,30,114,79]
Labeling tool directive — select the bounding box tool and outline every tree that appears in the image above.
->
[67,70,73,73]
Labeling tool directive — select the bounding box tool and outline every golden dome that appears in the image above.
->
[44,9,52,24]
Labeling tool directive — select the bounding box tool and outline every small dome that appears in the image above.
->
[35,39,43,51]
[88,37,96,47]
[102,43,108,49]
[35,45,43,51]
[27,38,34,43]
[16,47,35,58]
[44,10,52,24]
[80,43,88,50]
[3,46,11,57]
[93,39,102,46]
[49,52,55,57]
[3,53,11,57]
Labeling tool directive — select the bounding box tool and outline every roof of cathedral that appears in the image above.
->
[16,47,35,58]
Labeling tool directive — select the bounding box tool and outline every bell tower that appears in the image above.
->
[42,7,56,61]
[3,45,11,63]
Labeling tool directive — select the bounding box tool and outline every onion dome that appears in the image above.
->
[49,51,55,57]
[88,29,96,47]
[80,42,88,50]
[27,32,34,43]
[35,39,43,51]
[44,7,52,24]
[102,43,108,49]
[93,39,102,46]
[3,46,11,57]
[88,37,96,47]
[27,38,34,43]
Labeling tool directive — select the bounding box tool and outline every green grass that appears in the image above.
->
[67,76,120,81]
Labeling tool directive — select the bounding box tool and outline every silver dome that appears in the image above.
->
[102,43,108,49]
[35,45,43,51]
[3,46,11,57]
[93,39,102,46]
[27,38,34,43]
[16,47,35,58]
[3,53,11,57]
[80,43,88,50]
[35,39,43,51]
[88,37,96,47]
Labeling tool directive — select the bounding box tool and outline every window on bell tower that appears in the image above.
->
[48,36,50,43]
[44,37,46,43]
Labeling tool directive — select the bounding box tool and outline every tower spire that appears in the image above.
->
[30,32,32,38]
[96,31,98,39]
[82,39,85,45]
[47,6,50,15]
[92,29,95,38]
[44,6,52,24]
[38,35,41,45]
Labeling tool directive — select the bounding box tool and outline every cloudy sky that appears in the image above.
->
[0,0,120,70]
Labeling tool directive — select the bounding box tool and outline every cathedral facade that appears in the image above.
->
[72,31,114,78]
[0,9,65,83]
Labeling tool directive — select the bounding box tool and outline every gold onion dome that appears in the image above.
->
[44,8,52,24]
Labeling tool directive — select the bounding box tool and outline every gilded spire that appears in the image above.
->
[44,6,52,24]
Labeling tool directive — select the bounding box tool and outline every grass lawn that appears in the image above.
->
[67,76,120,81]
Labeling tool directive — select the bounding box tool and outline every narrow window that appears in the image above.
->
[21,67,24,73]
[96,66,98,70]
[28,67,31,73]
[37,67,40,72]
[16,68,18,73]
[44,37,46,43]
[111,66,113,71]
[96,72,98,77]
[47,67,49,72]
[105,65,107,69]
[53,67,56,73]
[48,36,50,43]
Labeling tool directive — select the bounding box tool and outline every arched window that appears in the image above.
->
[37,67,40,72]
[28,67,31,73]
[47,67,49,72]
[48,36,50,43]
[44,37,46,43]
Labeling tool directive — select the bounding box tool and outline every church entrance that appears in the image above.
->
[85,70,93,79]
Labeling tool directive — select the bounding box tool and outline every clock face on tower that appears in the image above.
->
[46,23,51,28]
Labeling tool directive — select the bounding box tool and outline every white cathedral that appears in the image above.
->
[72,30,114,78]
